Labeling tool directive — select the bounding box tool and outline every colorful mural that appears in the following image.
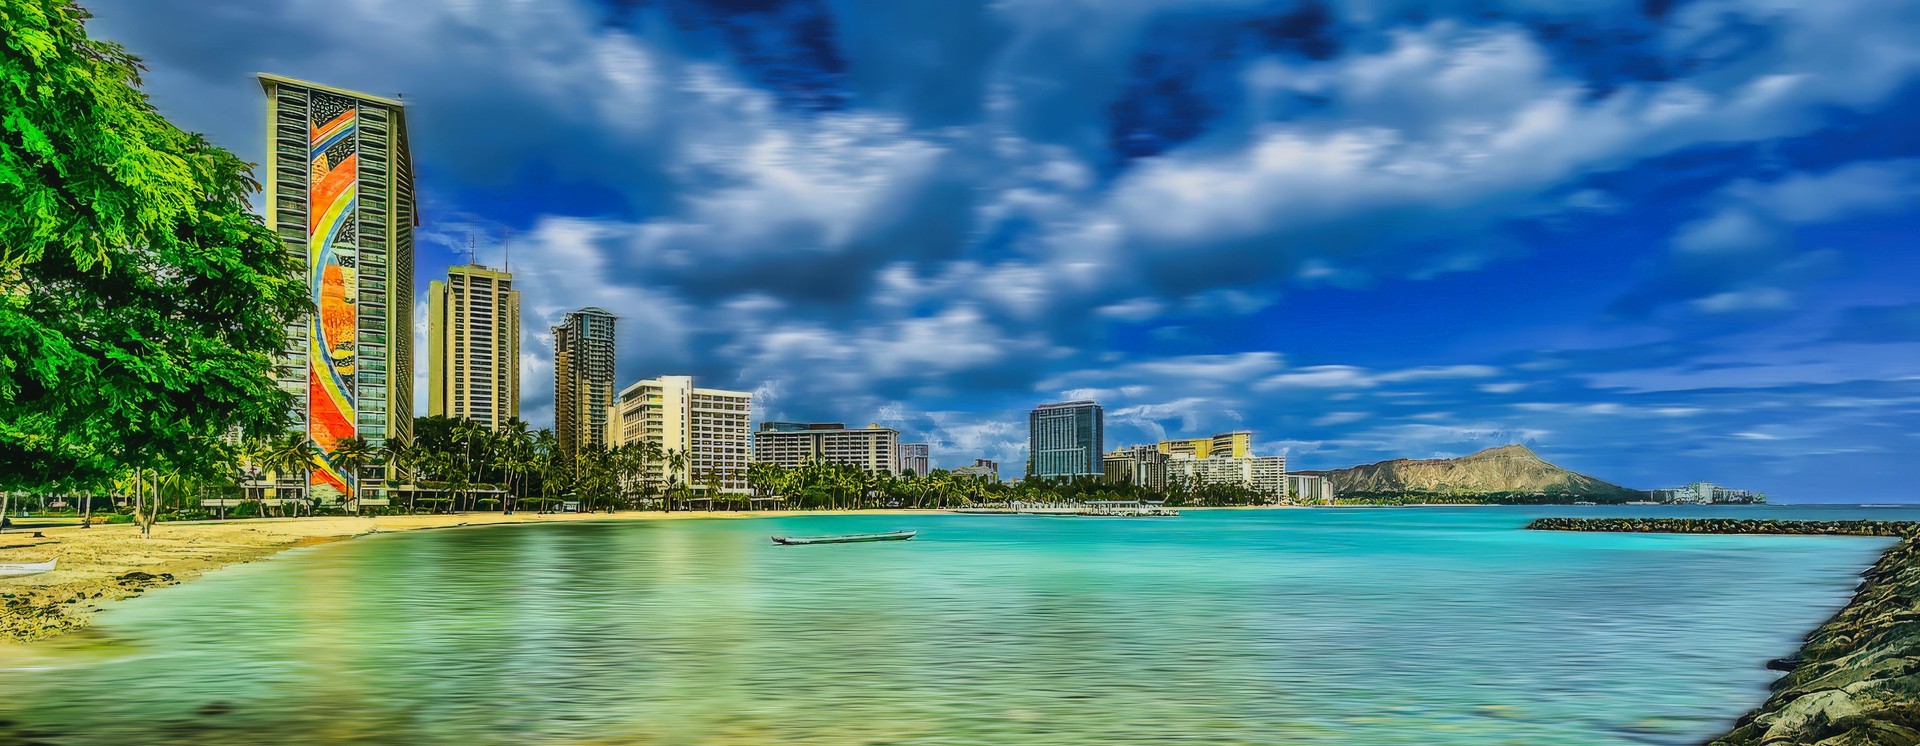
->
[309,93,359,493]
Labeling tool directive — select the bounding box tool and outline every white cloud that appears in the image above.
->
[1735,159,1920,224]
[1691,287,1797,314]
[1314,411,1371,427]
[1255,363,1501,391]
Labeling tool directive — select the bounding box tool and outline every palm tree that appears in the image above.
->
[747,462,777,511]
[531,428,558,512]
[664,448,689,512]
[329,436,375,514]
[377,439,419,513]
[698,469,723,511]
[260,432,320,517]
[497,419,533,513]
[450,419,484,511]
[638,440,663,507]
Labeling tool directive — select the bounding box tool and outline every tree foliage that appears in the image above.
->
[0,0,306,491]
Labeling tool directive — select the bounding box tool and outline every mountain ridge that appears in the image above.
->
[1306,444,1641,499]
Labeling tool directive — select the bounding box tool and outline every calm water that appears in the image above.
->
[2,505,1913,745]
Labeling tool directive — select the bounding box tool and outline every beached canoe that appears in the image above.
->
[0,558,56,577]
[771,530,916,546]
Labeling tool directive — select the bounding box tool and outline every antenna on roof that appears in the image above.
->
[466,232,477,266]
[504,227,511,273]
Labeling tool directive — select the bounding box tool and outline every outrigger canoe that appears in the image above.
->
[0,559,56,577]
[771,530,916,546]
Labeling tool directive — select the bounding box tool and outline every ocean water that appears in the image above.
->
[1,505,1912,745]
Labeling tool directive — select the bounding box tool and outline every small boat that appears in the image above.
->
[772,530,916,546]
[0,558,56,577]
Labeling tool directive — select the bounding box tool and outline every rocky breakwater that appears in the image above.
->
[1526,517,1920,745]
[1525,517,1919,537]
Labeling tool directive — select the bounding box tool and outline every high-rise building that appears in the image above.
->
[754,422,900,473]
[899,443,930,477]
[1028,400,1103,479]
[552,307,617,458]
[608,375,753,494]
[1103,445,1169,490]
[1157,431,1251,460]
[427,264,519,430]
[258,74,417,505]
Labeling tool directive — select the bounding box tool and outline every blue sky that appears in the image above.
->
[89,0,1920,501]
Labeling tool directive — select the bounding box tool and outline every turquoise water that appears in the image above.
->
[1,506,1910,745]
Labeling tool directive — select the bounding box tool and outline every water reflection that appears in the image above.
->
[0,507,1901,745]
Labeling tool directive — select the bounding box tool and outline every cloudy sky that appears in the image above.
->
[88,0,1920,501]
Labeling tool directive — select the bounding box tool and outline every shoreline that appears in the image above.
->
[1712,536,1920,745]
[12,510,1916,745]
[1525,518,1919,745]
[0,509,935,646]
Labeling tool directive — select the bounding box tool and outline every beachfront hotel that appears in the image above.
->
[1287,473,1334,504]
[899,443,931,477]
[1168,453,1288,498]
[1158,431,1251,460]
[427,264,520,431]
[954,458,1000,481]
[753,422,901,474]
[608,375,753,494]
[552,307,617,459]
[1029,400,1104,479]
[258,74,417,505]
[1104,444,1170,490]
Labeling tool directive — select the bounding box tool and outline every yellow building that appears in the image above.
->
[1157,431,1251,460]
[427,264,519,430]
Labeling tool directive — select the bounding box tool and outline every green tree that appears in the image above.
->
[663,448,689,512]
[0,0,307,497]
[328,436,375,514]
[259,432,320,516]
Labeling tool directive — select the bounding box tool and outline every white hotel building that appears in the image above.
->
[608,375,752,494]
[1168,453,1288,499]
[753,422,901,474]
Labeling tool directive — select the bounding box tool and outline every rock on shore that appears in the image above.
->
[1711,536,1920,746]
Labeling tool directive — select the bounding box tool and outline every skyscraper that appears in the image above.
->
[899,443,930,477]
[552,307,617,458]
[608,376,753,494]
[427,263,520,430]
[259,74,416,505]
[1029,400,1103,479]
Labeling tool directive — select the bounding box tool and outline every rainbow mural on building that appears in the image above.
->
[309,95,359,494]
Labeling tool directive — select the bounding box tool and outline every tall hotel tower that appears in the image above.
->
[428,264,520,430]
[552,307,618,459]
[1028,400,1104,479]
[259,74,416,504]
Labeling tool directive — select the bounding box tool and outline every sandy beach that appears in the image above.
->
[0,509,929,646]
